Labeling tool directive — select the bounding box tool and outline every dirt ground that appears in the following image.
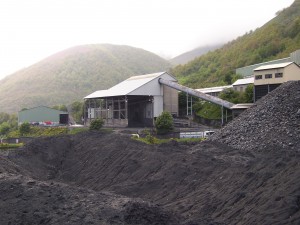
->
[0,81,300,225]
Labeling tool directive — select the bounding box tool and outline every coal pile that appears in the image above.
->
[0,171,184,225]
[0,81,300,225]
[210,80,300,151]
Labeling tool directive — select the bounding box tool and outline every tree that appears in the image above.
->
[0,113,18,134]
[219,88,242,104]
[89,119,104,131]
[243,84,254,103]
[0,122,10,135]
[19,122,31,136]
[0,112,10,124]
[52,105,68,112]
[155,111,173,134]
[70,101,84,123]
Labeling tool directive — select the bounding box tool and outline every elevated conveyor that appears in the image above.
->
[159,78,234,109]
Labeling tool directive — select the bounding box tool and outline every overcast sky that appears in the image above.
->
[0,0,294,80]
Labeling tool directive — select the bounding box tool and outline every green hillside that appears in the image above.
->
[171,0,300,88]
[170,43,223,65]
[0,44,171,113]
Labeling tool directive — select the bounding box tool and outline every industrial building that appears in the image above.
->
[253,62,300,101]
[234,49,300,102]
[18,106,69,125]
[84,72,179,127]
[236,49,300,77]
[84,71,234,127]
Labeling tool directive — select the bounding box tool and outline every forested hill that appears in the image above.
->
[0,44,171,113]
[170,44,223,65]
[171,0,300,89]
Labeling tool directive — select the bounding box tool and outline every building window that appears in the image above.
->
[275,72,283,78]
[255,75,262,80]
[265,74,272,79]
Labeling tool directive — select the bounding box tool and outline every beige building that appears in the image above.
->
[253,62,300,101]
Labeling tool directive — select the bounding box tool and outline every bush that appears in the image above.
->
[155,111,173,134]
[19,122,31,136]
[0,122,10,135]
[89,119,104,131]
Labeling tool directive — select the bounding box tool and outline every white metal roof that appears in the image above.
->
[84,72,175,99]
[232,77,254,86]
[195,85,232,94]
[230,103,254,109]
[254,62,293,71]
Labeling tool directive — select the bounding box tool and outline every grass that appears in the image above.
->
[7,126,114,139]
[133,135,205,145]
[0,143,24,149]
[68,127,89,135]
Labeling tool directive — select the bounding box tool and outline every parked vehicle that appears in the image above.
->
[204,130,215,138]
[179,130,216,139]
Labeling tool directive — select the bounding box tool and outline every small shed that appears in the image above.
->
[232,77,254,92]
[84,72,178,127]
[18,106,69,125]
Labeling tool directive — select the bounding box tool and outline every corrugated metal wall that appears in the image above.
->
[291,49,300,65]
[18,106,67,124]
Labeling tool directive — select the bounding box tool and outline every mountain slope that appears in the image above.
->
[170,43,223,65]
[0,44,171,113]
[171,0,300,88]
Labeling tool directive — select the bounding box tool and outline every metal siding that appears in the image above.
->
[254,85,269,102]
[18,106,66,123]
[153,96,163,117]
[163,85,178,116]
[291,49,300,65]
[129,77,162,96]
[285,64,300,81]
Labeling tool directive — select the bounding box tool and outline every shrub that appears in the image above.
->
[89,119,104,131]
[155,111,173,134]
[144,129,156,144]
